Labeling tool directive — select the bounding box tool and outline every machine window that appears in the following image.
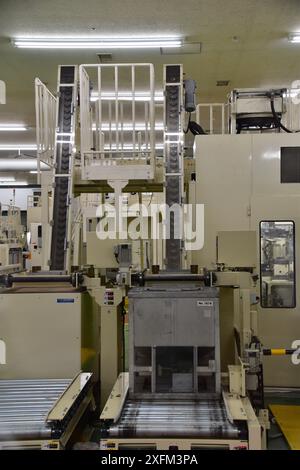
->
[281,147,300,183]
[260,221,295,308]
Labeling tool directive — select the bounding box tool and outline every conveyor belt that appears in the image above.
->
[50,65,76,271]
[108,399,243,439]
[0,378,72,441]
[164,65,182,271]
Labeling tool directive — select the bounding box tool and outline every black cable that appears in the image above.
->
[147,192,153,207]
[184,112,191,134]
[121,299,126,372]
[270,96,292,133]
[269,94,300,133]
[184,112,207,135]
[145,241,150,269]
[188,120,207,135]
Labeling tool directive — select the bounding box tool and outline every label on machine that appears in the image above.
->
[197,300,214,307]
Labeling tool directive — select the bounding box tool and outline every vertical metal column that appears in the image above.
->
[50,65,77,271]
[164,65,184,271]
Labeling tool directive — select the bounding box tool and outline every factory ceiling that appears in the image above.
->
[1,0,300,152]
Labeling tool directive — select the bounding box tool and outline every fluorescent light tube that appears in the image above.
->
[13,37,182,49]
[0,177,15,182]
[0,144,37,151]
[0,181,28,186]
[289,34,300,43]
[0,125,27,131]
[287,88,300,98]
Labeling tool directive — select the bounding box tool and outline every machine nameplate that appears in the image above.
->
[197,300,213,307]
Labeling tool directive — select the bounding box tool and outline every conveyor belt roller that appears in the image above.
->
[0,378,72,441]
[107,398,244,439]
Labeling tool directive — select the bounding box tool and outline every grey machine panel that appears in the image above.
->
[128,286,220,398]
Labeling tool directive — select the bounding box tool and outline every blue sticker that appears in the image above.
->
[57,298,75,303]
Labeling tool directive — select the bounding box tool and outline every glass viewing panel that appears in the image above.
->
[260,221,295,308]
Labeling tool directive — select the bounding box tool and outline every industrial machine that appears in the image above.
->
[1,59,300,451]
[98,67,271,451]
[1,68,127,449]
[99,263,268,450]
[0,272,100,449]
[193,131,300,388]
[100,282,261,450]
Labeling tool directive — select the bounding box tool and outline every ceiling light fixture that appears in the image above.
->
[0,176,15,182]
[0,124,27,131]
[288,34,300,43]
[90,91,164,102]
[286,88,300,98]
[13,36,182,49]
[0,144,37,151]
[0,181,28,186]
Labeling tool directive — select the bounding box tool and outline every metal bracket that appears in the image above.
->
[47,372,92,422]
[228,360,247,397]
[223,390,248,423]
[100,372,129,423]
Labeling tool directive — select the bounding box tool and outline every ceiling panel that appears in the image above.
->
[1,0,300,148]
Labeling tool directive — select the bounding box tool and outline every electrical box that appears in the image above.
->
[0,289,100,380]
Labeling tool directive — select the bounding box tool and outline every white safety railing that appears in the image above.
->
[79,64,155,181]
[35,78,57,182]
[196,103,229,135]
